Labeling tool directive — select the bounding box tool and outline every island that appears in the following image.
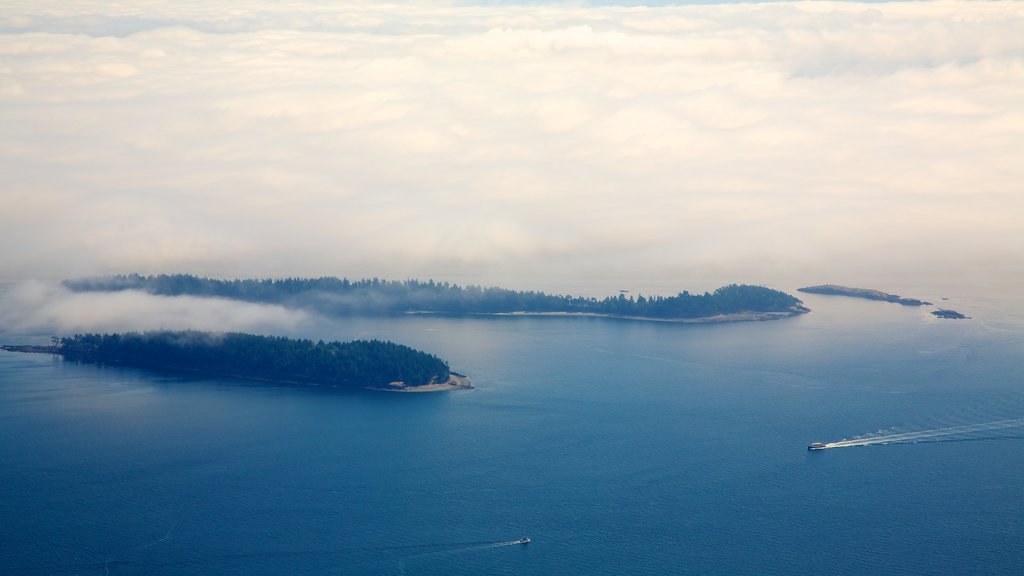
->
[2,331,471,393]
[797,284,931,306]
[64,274,810,323]
[932,309,969,320]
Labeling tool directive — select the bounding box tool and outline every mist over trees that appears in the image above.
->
[64,274,806,319]
[58,331,450,389]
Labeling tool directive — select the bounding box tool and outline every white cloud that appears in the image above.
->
[0,1,1021,294]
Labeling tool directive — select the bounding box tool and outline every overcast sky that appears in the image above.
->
[2,1,1022,296]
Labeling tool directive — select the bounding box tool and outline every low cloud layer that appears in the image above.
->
[0,281,309,336]
[1,2,1022,294]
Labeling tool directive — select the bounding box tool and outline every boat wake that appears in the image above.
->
[399,537,529,561]
[10,537,530,575]
[810,417,1024,450]
[474,538,531,549]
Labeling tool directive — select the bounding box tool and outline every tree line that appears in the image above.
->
[57,331,450,389]
[64,274,805,319]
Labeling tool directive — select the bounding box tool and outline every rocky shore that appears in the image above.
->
[373,372,474,393]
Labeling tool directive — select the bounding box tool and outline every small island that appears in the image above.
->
[797,284,931,306]
[2,331,471,392]
[932,309,969,320]
[64,274,810,323]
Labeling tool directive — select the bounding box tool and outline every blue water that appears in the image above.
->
[2,293,1023,575]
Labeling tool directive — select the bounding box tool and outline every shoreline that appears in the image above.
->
[370,372,474,393]
[470,309,809,324]
[405,307,806,319]
[1,344,60,354]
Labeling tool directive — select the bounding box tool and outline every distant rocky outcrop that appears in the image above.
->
[797,284,931,306]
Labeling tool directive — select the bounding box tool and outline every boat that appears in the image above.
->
[518,537,531,544]
[807,442,827,451]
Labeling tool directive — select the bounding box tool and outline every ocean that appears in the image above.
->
[2,291,1023,575]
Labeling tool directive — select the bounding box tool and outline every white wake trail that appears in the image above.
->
[400,538,529,563]
[482,540,531,548]
[823,417,1024,449]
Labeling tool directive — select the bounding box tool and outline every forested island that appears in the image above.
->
[797,284,931,306]
[2,331,467,392]
[64,274,808,322]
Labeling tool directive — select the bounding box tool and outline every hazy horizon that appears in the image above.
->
[3,1,1022,298]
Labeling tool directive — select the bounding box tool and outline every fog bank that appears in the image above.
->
[0,281,309,336]
[1,2,1021,293]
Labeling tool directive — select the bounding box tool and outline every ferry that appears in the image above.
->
[807,442,827,451]
[518,537,531,544]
